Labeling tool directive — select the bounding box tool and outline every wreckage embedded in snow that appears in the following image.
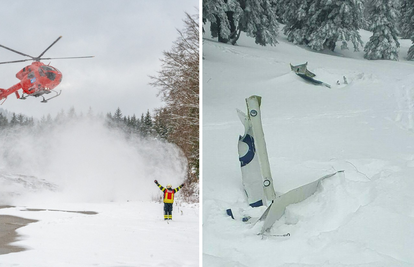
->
[229,95,343,234]
[291,62,331,88]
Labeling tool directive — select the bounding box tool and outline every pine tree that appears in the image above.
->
[273,0,287,24]
[139,113,146,136]
[283,0,364,51]
[400,0,414,60]
[138,112,151,137]
[153,108,170,140]
[142,110,153,137]
[10,113,18,126]
[400,0,413,38]
[203,0,242,43]
[364,0,400,60]
[237,0,279,46]
[68,107,77,119]
[135,115,142,136]
[281,0,312,45]
[363,0,375,30]
[109,107,126,130]
[0,113,8,129]
[17,114,25,125]
[203,0,279,46]
[113,107,123,122]
[408,35,414,60]
[25,117,34,127]
[127,114,140,135]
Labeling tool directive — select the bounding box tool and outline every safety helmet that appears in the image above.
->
[167,184,172,188]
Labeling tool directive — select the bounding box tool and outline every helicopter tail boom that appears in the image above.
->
[0,83,22,101]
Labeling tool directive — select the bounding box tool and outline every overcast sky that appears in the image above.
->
[0,0,198,119]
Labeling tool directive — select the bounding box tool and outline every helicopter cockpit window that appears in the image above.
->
[28,72,35,79]
[46,72,56,81]
[41,66,56,81]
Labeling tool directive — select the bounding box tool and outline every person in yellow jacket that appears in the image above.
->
[154,180,184,220]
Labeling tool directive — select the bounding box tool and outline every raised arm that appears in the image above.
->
[154,180,165,191]
[174,183,185,193]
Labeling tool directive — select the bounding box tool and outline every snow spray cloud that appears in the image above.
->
[0,117,187,203]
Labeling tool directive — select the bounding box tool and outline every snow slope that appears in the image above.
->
[203,29,414,266]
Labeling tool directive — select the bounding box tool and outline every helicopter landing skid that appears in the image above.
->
[41,90,61,103]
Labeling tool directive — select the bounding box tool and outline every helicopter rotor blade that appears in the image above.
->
[0,44,36,59]
[37,36,62,59]
[0,59,33,65]
[40,56,95,60]
[0,36,93,65]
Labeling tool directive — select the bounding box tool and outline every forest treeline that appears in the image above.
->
[203,0,414,60]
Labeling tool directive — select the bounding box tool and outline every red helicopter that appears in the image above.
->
[0,36,93,103]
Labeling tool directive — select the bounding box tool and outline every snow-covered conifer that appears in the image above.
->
[143,110,153,137]
[0,113,8,128]
[283,0,364,51]
[408,40,414,60]
[399,0,414,39]
[399,0,414,60]
[203,0,279,46]
[282,0,311,45]
[364,0,400,60]
[237,0,279,46]
[153,108,169,140]
[203,0,242,43]
[363,0,375,30]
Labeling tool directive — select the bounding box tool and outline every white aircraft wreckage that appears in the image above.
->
[290,62,331,88]
[227,95,344,236]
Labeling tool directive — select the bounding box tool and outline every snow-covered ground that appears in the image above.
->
[203,28,414,266]
[0,202,199,267]
[0,118,199,266]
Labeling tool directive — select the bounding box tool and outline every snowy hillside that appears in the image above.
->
[203,29,414,266]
